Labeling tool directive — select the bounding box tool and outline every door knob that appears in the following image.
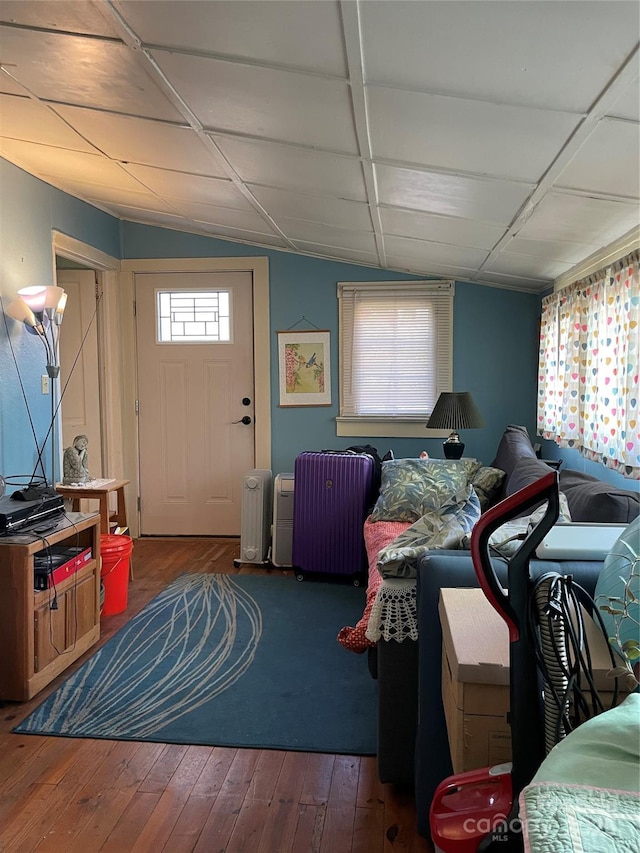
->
[232,415,252,425]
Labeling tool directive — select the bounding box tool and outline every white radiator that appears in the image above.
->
[272,473,294,567]
[238,469,272,564]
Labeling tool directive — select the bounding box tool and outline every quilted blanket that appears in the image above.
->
[520,783,640,853]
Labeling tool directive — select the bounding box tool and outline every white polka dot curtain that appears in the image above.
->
[537,250,639,480]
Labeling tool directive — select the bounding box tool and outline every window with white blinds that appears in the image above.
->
[338,281,453,434]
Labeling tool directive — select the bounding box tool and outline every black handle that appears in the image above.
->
[232,415,252,425]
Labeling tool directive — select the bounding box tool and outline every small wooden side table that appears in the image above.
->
[56,479,132,578]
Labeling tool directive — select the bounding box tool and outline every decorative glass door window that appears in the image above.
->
[156,290,231,343]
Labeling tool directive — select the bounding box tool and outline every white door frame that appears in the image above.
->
[120,257,271,538]
[52,231,122,483]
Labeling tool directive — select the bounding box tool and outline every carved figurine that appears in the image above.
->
[63,434,91,484]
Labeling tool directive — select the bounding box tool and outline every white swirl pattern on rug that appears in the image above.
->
[23,573,262,737]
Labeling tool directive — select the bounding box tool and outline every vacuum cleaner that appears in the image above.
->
[430,471,560,853]
[430,469,621,852]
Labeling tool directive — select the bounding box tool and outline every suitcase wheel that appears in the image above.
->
[295,571,304,582]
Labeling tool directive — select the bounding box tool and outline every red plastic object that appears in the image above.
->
[100,534,133,615]
[430,764,513,853]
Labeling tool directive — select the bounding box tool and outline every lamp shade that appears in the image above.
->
[5,296,38,328]
[18,285,48,313]
[42,285,66,311]
[426,391,484,431]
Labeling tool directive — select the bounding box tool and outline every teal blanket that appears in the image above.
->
[520,694,640,852]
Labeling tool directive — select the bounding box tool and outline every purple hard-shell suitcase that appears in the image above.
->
[292,451,374,581]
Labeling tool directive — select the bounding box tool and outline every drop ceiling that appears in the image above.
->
[0,0,638,292]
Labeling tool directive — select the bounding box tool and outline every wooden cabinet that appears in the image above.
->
[0,513,101,701]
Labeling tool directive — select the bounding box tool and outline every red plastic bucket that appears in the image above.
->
[100,534,133,616]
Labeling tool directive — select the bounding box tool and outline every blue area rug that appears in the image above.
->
[15,573,377,755]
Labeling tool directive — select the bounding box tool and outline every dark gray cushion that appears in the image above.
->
[559,469,640,523]
[506,457,554,496]
[490,425,537,498]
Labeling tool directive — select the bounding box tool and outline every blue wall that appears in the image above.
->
[0,160,120,485]
[2,158,634,492]
[123,223,540,472]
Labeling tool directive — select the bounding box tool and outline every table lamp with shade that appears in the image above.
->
[426,391,484,459]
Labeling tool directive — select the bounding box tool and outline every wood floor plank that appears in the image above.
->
[65,788,135,853]
[246,748,287,802]
[319,804,356,853]
[291,802,325,853]
[217,748,262,800]
[192,794,243,853]
[224,798,271,853]
[257,798,301,853]
[190,746,237,798]
[328,754,361,807]
[137,743,189,794]
[300,752,335,806]
[159,793,215,853]
[1,781,82,853]
[99,791,162,853]
[127,787,191,853]
[272,750,309,805]
[356,755,386,810]
[353,803,385,853]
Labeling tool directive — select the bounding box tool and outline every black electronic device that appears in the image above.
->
[0,492,65,535]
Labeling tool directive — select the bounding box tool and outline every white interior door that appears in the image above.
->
[135,271,255,535]
[57,269,102,480]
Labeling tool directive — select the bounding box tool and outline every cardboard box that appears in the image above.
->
[439,587,630,775]
[439,588,512,774]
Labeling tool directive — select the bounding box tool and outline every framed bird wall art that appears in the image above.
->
[277,330,331,407]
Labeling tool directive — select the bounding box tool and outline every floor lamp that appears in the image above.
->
[6,285,67,487]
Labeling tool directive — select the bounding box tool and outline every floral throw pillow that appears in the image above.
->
[370,457,482,522]
[376,485,482,578]
[472,466,507,510]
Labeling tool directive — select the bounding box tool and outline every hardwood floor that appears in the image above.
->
[0,537,433,852]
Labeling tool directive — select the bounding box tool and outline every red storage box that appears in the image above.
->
[34,546,92,589]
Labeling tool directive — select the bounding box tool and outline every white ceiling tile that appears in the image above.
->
[384,235,489,268]
[51,106,226,177]
[518,192,640,246]
[0,25,183,121]
[101,205,191,229]
[278,220,377,254]
[0,0,120,36]
[0,94,98,153]
[122,164,252,209]
[169,201,275,235]
[195,222,288,248]
[475,272,549,291]
[380,208,507,250]
[384,256,478,280]
[360,1,639,113]
[249,185,372,231]
[151,51,358,154]
[486,253,574,280]
[607,77,640,122]
[368,87,580,182]
[504,236,597,265]
[292,242,380,266]
[0,138,147,189]
[376,164,532,224]
[0,74,31,97]
[115,0,347,76]
[554,118,640,199]
[213,136,367,201]
[64,182,178,214]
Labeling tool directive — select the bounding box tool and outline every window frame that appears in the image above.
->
[337,280,454,438]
